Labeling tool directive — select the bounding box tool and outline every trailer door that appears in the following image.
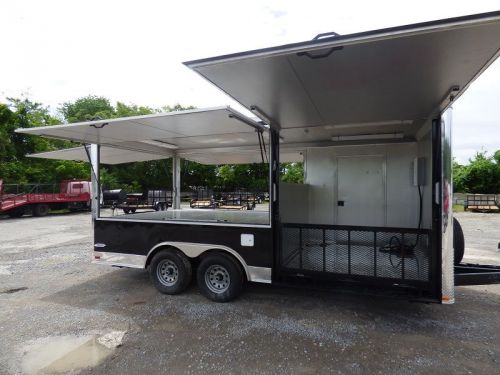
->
[433,110,454,304]
[337,156,385,226]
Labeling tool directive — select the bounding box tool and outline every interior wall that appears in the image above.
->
[279,183,309,223]
[302,142,432,229]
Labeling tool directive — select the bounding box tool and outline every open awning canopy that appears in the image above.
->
[26,146,169,165]
[19,106,304,164]
[27,144,303,165]
[185,11,500,144]
[17,107,262,152]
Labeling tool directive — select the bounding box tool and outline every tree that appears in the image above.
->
[452,160,467,193]
[453,151,500,194]
[0,97,89,184]
[0,104,14,160]
[280,162,304,184]
[60,95,115,123]
[115,102,155,117]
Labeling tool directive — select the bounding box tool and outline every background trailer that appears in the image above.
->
[20,11,500,303]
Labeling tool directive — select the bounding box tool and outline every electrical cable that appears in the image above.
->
[385,184,423,272]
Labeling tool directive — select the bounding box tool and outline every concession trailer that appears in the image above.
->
[18,12,500,303]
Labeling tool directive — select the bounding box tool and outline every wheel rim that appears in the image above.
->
[157,259,179,287]
[205,264,230,294]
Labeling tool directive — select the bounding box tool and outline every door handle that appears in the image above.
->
[338,201,345,206]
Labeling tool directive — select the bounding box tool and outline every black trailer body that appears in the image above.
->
[19,11,500,303]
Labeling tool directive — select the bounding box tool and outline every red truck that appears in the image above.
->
[0,179,91,218]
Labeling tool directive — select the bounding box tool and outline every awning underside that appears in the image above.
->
[28,145,303,165]
[186,12,500,143]
[21,106,304,165]
[17,107,264,156]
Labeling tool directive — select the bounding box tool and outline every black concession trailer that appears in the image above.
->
[19,12,500,303]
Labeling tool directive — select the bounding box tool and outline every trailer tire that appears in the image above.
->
[197,253,244,302]
[33,204,49,217]
[123,208,130,214]
[149,250,192,295]
[7,207,25,218]
[453,217,465,265]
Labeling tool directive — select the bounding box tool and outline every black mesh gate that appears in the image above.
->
[280,223,434,291]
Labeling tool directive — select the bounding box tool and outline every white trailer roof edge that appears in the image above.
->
[184,11,500,138]
[184,11,500,68]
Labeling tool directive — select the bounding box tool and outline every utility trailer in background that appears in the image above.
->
[464,194,499,212]
[118,190,172,214]
[0,179,91,217]
[19,11,500,303]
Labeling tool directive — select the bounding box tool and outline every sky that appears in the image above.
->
[0,0,499,164]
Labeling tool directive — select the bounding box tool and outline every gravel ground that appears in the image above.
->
[0,211,499,374]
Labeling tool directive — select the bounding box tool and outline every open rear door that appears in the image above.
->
[432,110,454,303]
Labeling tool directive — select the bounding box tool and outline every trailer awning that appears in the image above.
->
[185,12,500,142]
[27,145,303,165]
[16,107,264,154]
[26,146,169,165]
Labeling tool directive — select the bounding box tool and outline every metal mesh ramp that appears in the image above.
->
[280,223,433,290]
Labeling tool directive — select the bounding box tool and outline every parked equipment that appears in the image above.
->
[0,179,91,218]
[464,194,499,212]
[102,189,127,207]
[118,190,172,214]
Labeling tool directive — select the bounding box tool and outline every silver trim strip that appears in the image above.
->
[93,251,146,268]
[96,217,271,229]
[93,245,273,284]
[247,266,272,284]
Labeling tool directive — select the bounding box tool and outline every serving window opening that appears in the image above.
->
[98,130,271,226]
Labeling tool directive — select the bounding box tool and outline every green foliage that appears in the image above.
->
[0,97,89,184]
[60,95,115,123]
[115,102,155,117]
[453,151,500,193]
[280,162,304,184]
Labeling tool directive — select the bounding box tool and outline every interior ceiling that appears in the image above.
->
[186,13,500,142]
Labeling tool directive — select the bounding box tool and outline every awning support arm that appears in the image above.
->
[250,105,281,131]
[416,86,460,140]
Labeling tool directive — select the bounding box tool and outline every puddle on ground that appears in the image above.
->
[22,332,125,374]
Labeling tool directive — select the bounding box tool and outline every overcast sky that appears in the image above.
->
[1,0,499,164]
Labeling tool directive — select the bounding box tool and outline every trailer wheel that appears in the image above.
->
[197,253,244,302]
[149,250,192,295]
[33,204,49,217]
[123,208,130,214]
[453,217,465,265]
[7,207,25,218]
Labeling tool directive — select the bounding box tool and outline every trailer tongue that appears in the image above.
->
[17,11,500,303]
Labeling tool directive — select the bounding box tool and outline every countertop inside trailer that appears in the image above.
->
[102,208,271,225]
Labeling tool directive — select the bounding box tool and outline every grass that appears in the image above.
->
[453,204,465,213]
